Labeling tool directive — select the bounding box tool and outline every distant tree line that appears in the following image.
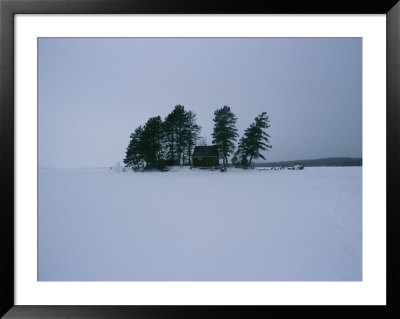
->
[123,105,271,170]
[253,157,362,168]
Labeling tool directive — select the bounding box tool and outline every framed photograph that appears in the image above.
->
[1,0,399,318]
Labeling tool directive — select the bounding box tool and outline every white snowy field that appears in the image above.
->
[38,166,362,281]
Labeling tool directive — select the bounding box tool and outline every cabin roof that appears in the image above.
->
[193,145,219,157]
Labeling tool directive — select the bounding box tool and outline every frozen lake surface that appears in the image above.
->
[38,166,362,281]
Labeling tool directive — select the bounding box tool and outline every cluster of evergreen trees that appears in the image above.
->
[123,105,271,170]
[123,105,201,170]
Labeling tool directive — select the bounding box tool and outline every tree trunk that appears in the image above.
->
[188,142,192,165]
[171,127,175,166]
[248,155,253,167]
[221,142,226,166]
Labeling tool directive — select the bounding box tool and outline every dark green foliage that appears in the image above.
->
[141,116,166,170]
[233,112,272,167]
[253,157,362,168]
[123,126,144,168]
[164,105,201,166]
[164,105,185,165]
[231,137,248,167]
[124,105,201,170]
[184,110,201,165]
[212,106,239,166]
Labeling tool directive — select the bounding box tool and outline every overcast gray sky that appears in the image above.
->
[38,37,362,168]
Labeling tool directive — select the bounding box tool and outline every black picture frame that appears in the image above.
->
[1,0,399,318]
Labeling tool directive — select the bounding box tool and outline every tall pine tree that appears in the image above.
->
[174,106,187,165]
[141,116,166,170]
[233,112,271,167]
[184,110,201,165]
[212,106,238,166]
[164,105,186,165]
[231,136,248,167]
[123,126,144,168]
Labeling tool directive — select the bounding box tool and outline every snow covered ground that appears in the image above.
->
[38,166,362,281]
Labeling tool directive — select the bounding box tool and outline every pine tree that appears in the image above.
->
[164,105,186,166]
[164,110,177,166]
[141,116,166,170]
[184,110,201,165]
[212,106,238,166]
[174,106,187,165]
[231,137,248,167]
[234,112,272,167]
[123,126,144,168]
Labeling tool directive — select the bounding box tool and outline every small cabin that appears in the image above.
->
[192,145,219,167]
